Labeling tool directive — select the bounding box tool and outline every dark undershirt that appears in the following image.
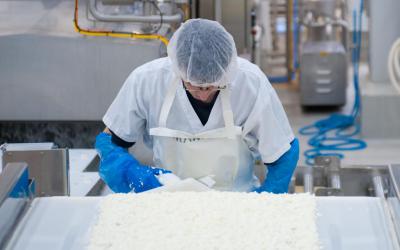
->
[110,90,219,148]
[185,90,220,126]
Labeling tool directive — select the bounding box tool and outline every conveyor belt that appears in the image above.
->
[4,197,397,250]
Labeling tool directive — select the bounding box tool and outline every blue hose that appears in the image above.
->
[299,0,367,165]
[269,72,296,83]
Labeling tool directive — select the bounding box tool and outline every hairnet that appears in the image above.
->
[167,19,237,87]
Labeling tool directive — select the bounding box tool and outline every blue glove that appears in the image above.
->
[255,138,299,194]
[95,132,171,193]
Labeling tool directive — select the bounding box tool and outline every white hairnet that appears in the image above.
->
[167,19,238,87]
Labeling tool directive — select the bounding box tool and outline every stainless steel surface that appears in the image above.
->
[89,0,183,23]
[197,0,248,53]
[0,198,28,250]
[298,0,348,106]
[373,174,386,198]
[214,0,222,23]
[293,157,399,197]
[0,34,162,121]
[317,156,342,190]
[197,0,215,22]
[388,196,400,250]
[4,158,400,249]
[5,197,97,250]
[0,0,164,121]
[0,163,31,249]
[317,197,397,250]
[361,81,400,139]
[300,0,337,19]
[3,196,398,250]
[389,165,400,198]
[303,166,314,193]
[381,196,400,250]
[388,164,400,245]
[3,149,69,197]
[293,158,400,249]
[300,41,347,106]
[299,0,348,44]
[376,169,400,250]
[1,143,55,151]
[0,163,29,213]
[221,0,248,54]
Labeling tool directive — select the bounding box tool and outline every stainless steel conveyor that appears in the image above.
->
[1,157,400,250]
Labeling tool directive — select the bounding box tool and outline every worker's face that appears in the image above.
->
[183,81,223,103]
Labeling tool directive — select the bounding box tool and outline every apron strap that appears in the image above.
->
[220,88,236,138]
[159,76,180,127]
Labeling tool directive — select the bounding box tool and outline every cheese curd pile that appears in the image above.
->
[87,192,320,250]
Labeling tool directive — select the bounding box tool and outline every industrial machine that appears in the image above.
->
[0,0,258,148]
[1,143,69,197]
[1,2,400,247]
[0,0,187,148]
[360,0,400,139]
[299,0,348,106]
[1,155,400,249]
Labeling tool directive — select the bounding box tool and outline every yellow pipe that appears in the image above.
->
[74,0,169,47]
[286,0,294,83]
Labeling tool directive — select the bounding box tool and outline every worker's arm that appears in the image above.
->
[95,129,170,193]
[103,127,136,148]
[255,138,299,194]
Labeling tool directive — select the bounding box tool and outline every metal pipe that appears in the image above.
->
[89,0,183,24]
[0,163,31,249]
[74,0,170,46]
[303,167,314,194]
[372,174,386,198]
[101,0,135,4]
[329,173,341,190]
[215,0,222,23]
[315,156,342,190]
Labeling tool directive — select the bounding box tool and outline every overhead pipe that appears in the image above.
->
[101,0,136,4]
[73,0,170,47]
[88,0,183,24]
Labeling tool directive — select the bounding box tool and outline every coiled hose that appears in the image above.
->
[299,1,367,165]
[388,38,400,94]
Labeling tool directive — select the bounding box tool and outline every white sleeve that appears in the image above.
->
[243,78,295,163]
[103,72,146,143]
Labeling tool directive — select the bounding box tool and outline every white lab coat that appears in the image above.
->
[103,57,294,166]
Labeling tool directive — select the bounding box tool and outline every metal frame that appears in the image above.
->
[292,157,400,249]
[0,163,32,249]
[3,149,69,197]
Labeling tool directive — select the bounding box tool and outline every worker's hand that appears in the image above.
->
[95,132,171,193]
[254,138,299,194]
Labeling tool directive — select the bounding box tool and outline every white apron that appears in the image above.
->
[149,77,257,191]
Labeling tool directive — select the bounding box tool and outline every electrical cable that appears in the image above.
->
[149,0,164,34]
[299,0,367,165]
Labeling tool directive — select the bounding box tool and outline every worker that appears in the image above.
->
[95,18,299,194]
